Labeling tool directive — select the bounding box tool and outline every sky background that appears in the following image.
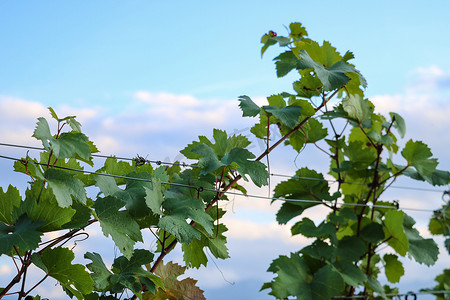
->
[0,1,449,299]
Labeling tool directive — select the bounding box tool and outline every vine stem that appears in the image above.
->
[0,219,97,299]
[129,90,342,300]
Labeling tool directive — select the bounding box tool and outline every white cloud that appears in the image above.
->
[0,264,12,275]
[223,217,309,246]
[408,65,450,91]
[134,91,200,107]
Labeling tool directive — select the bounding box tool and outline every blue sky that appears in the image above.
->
[1,1,449,299]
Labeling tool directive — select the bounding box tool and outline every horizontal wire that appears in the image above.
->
[332,289,450,299]
[0,141,447,194]
[0,154,198,191]
[270,173,447,193]
[0,142,195,168]
[0,154,441,213]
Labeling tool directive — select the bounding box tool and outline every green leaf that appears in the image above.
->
[262,105,303,128]
[149,261,206,300]
[264,253,344,299]
[297,50,355,91]
[383,210,408,256]
[144,177,164,215]
[400,165,450,186]
[23,180,76,231]
[304,118,328,143]
[336,236,366,262]
[95,157,135,185]
[31,247,94,299]
[53,132,92,160]
[273,168,332,222]
[85,252,113,291]
[403,214,439,266]
[0,215,43,255]
[238,95,260,117]
[332,260,367,286]
[163,196,213,236]
[401,140,438,176]
[366,276,386,299]
[33,117,53,150]
[93,196,143,259]
[390,112,406,138]
[360,222,385,244]
[293,76,322,98]
[112,249,155,274]
[182,238,208,268]
[342,94,372,123]
[291,218,335,238]
[273,50,299,77]
[0,185,21,224]
[267,94,286,108]
[301,240,335,260]
[384,254,404,283]
[261,34,277,58]
[158,215,201,244]
[191,143,224,175]
[221,147,268,187]
[45,168,87,207]
[110,249,164,296]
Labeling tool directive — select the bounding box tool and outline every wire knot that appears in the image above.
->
[393,200,399,210]
[134,155,147,167]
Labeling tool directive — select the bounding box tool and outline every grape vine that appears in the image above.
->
[0,21,448,300]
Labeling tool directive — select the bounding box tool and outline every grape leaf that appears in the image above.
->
[390,112,406,138]
[267,94,286,108]
[301,240,336,260]
[0,215,43,255]
[331,260,367,286]
[401,140,438,176]
[297,50,356,91]
[221,147,268,187]
[85,252,113,291]
[31,247,94,299]
[182,223,229,268]
[33,117,92,161]
[53,132,92,161]
[163,197,213,236]
[32,117,53,150]
[403,214,439,266]
[342,94,372,124]
[384,254,404,283]
[291,218,335,238]
[110,249,163,295]
[62,200,91,229]
[191,143,224,175]
[399,165,450,186]
[293,75,322,98]
[262,253,344,299]
[181,238,208,268]
[93,196,143,259]
[366,276,386,299]
[45,168,87,207]
[0,185,21,224]
[22,180,76,231]
[158,215,201,244]
[336,236,366,262]
[147,261,206,300]
[383,210,408,256]
[238,95,260,117]
[273,50,299,77]
[262,105,303,128]
[360,222,385,244]
[144,177,164,215]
